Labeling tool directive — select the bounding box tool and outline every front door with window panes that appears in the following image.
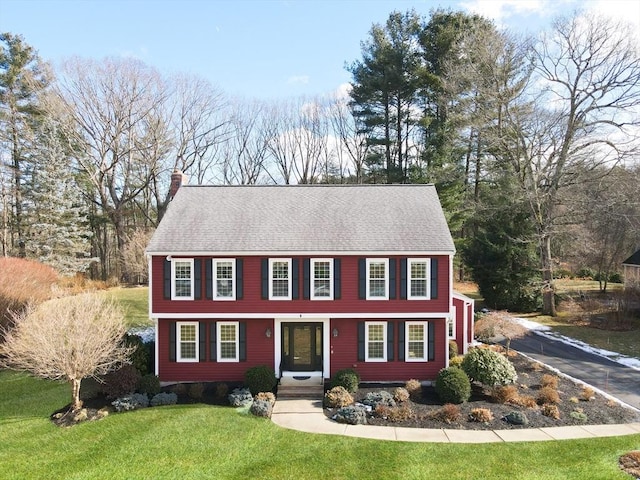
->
[281,323,323,371]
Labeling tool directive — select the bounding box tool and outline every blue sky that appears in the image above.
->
[1,0,638,100]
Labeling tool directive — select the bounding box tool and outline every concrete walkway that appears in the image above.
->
[271,399,640,443]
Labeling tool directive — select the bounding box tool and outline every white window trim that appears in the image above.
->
[311,258,333,300]
[177,321,198,362]
[405,321,429,362]
[365,321,387,362]
[217,321,239,362]
[171,258,194,301]
[269,258,292,300]
[212,258,236,301]
[448,306,457,339]
[366,258,389,300]
[407,258,430,300]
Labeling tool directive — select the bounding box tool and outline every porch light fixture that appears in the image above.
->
[332,328,339,338]
[265,327,272,338]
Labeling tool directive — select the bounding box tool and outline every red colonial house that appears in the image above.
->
[146,178,474,385]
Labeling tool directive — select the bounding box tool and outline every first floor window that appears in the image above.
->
[408,258,429,299]
[311,258,333,299]
[270,258,291,299]
[448,306,456,339]
[218,322,239,362]
[365,321,387,361]
[172,259,194,300]
[177,322,198,362]
[367,258,388,299]
[213,259,235,300]
[406,322,428,361]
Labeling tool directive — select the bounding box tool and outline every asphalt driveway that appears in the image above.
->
[509,333,640,410]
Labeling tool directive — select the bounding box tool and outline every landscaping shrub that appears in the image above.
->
[404,379,422,400]
[123,333,149,375]
[250,399,273,418]
[462,347,517,386]
[511,394,537,409]
[504,411,528,425]
[449,355,464,368]
[393,387,410,403]
[541,403,560,419]
[324,386,353,408]
[112,393,149,412]
[433,403,461,424]
[255,391,276,406]
[171,383,187,396]
[361,391,396,409]
[581,386,595,401]
[375,404,413,422]
[215,383,229,401]
[101,364,141,399]
[469,408,494,423]
[537,386,561,405]
[244,365,277,395]
[150,392,178,407]
[448,340,458,359]
[434,367,471,404]
[188,383,205,400]
[332,405,367,425]
[570,409,588,423]
[491,385,519,404]
[228,387,253,407]
[137,374,161,396]
[540,374,559,390]
[330,368,360,393]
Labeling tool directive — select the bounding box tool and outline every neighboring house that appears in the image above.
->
[623,249,640,286]
[146,174,474,384]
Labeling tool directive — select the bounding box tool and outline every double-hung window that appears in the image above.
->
[448,306,456,339]
[213,259,235,300]
[405,322,428,361]
[311,258,333,300]
[366,258,388,300]
[408,258,430,300]
[269,258,291,300]
[172,259,194,300]
[217,322,239,362]
[365,321,387,362]
[177,321,198,362]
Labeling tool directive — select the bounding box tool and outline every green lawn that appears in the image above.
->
[105,286,150,328]
[0,371,638,480]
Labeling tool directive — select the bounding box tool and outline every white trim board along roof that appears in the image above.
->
[146,184,455,254]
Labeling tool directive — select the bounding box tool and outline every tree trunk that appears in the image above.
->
[71,378,83,411]
[541,234,557,316]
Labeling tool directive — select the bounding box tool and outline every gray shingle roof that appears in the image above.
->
[623,249,640,266]
[146,184,455,254]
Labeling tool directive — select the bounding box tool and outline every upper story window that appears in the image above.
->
[408,258,430,300]
[405,321,428,361]
[269,258,292,300]
[366,258,388,300]
[213,259,235,300]
[177,321,198,362]
[311,258,333,300]
[365,321,387,361]
[218,322,239,362]
[172,259,194,300]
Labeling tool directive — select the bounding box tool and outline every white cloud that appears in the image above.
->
[587,0,640,32]
[460,0,550,23]
[286,75,310,85]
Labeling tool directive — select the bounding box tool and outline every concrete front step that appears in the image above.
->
[277,385,325,399]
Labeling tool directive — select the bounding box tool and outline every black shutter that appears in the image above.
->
[357,321,365,361]
[261,258,269,299]
[205,260,213,300]
[358,258,366,299]
[236,259,243,299]
[194,259,202,300]
[400,258,408,299]
[210,322,217,361]
[292,258,299,299]
[163,258,171,299]
[199,322,206,361]
[398,321,405,361]
[389,259,397,299]
[387,322,394,361]
[169,322,176,362]
[428,322,435,361]
[333,258,341,300]
[239,322,247,361]
[430,258,438,299]
[303,259,310,300]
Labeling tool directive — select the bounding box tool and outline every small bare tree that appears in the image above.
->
[0,293,133,411]
[475,310,528,354]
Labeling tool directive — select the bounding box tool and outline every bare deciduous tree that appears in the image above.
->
[475,310,528,354]
[0,293,133,411]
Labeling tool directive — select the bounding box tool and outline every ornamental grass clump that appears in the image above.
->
[255,391,276,406]
[433,403,461,424]
[541,403,560,419]
[537,386,561,405]
[462,347,517,386]
[324,386,353,408]
[405,379,422,400]
[434,367,471,404]
[540,374,559,389]
[469,408,494,423]
[393,387,410,403]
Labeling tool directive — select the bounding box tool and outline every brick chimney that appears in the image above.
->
[169,169,188,200]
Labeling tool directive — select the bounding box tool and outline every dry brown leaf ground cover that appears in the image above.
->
[324,351,640,430]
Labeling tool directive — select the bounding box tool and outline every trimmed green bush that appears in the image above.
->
[244,365,277,395]
[123,333,150,375]
[330,368,360,393]
[434,367,471,404]
[101,365,141,400]
[150,392,178,406]
[462,348,517,386]
[449,340,458,359]
[137,374,161,396]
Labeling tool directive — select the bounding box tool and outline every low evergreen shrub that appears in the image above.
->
[434,367,471,404]
[228,387,253,407]
[503,411,528,425]
[112,393,149,412]
[332,405,367,425]
[188,383,205,400]
[361,391,396,409]
[330,368,360,393]
[462,347,517,386]
[250,399,273,418]
[137,374,161,396]
[150,392,178,407]
[244,365,277,395]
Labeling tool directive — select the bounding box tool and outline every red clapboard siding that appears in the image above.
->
[157,318,274,383]
[151,255,451,316]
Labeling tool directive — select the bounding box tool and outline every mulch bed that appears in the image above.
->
[324,352,640,430]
